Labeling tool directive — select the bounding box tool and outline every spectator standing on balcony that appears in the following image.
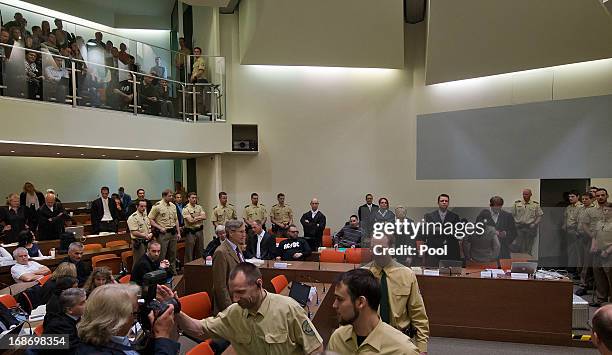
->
[52,19,74,47]
[24,50,42,99]
[31,26,42,50]
[118,43,129,64]
[175,37,191,82]
[141,73,162,116]
[150,56,165,78]
[158,79,175,118]
[40,21,51,43]
[3,13,24,33]
[41,33,58,51]
[191,47,210,116]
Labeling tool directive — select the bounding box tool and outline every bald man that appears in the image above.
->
[300,198,326,250]
[592,304,612,354]
[512,189,544,254]
[37,193,66,241]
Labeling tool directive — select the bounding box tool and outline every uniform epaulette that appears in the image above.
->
[213,205,218,209]
[272,204,278,207]
[228,203,234,206]
[533,201,539,204]
[515,200,522,203]
[245,204,250,208]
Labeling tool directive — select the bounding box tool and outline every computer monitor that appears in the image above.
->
[288,282,311,307]
[511,262,538,275]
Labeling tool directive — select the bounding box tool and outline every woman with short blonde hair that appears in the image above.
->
[51,262,77,280]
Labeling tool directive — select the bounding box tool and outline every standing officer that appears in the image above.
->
[126,199,153,268]
[512,189,544,254]
[563,190,583,278]
[182,192,206,264]
[148,189,180,275]
[243,192,267,231]
[270,193,293,236]
[211,192,237,229]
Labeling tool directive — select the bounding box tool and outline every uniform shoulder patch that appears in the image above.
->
[302,319,315,336]
[515,200,521,203]
[245,205,250,208]
[213,205,218,209]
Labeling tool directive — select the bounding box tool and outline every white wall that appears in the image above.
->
[207,15,612,234]
[0,157,173,202]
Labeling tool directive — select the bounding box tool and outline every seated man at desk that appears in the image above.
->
[62,242,91,287]
[276,224,312,261]
[11,247,51,282]
[246,220,276,260]
[132,241,171,286]
[334,215,365,248]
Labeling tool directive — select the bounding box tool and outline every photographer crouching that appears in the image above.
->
[74,284,179,355]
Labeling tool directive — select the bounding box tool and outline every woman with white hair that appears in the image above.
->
[75,284,178,354]
[203,224,226,258]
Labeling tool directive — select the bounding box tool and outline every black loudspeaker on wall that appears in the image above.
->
[404,0,426,24]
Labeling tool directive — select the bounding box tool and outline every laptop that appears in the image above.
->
[65,226,84,240]
[438,260,463,275]
[288,282,311,307]
[511,262,538,275]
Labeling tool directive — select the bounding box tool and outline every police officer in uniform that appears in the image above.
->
[511,189,544,254]
[148,189,180,275]
[270,193,293,236]
[127,199,153,268]
[157,262,324,354]
[244,192,267,232]
[577,192,597,295]
[563,190,583,277]
[211,192,237,228]
[182,192,206,264]
[584,188,609,306]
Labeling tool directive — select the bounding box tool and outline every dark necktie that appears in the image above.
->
[236,248,244,262]
[380,269,391,324]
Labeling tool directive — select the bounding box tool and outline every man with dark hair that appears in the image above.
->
[246,219,275,260]
[212,192,237,228]
[328,269,419,354]
[334,215,365,248]
[243,192,267,230]
[423,194,461,265]
[182,192,206,263]
[367,234,429,353]
[157,262,324,354]
[175,36,191,81]
[592,304,612,354]
[476,196,517,259]
[90,186,119,234]
[563,190,583,278]
[577,191,597,295]
[358,193,379,238]
[41,287,85,355]
[271,193,293,236]
[126,188,153,216]
[149,189,180,275]
[300,198,326,250]
[131,241,171,286]
[127,199,152,267]
[592,202,612,308]
[276,224,312,261]
[583,188,609,305]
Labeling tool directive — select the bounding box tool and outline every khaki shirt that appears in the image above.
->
[583,204,605,236]
[244,204,267,223]
[564,202,583,231]
[148,200,178,229]
[595,219,612,251]
[271,204,293,225]
[512,199,544,225]
[127,210,151,240]
[328,319,419,355]
[578,203,596,234]
[211,204,237,225]
[192,56,207,80]
[367,260,429,352]
[183,203,205,229]
[199,292,323,355]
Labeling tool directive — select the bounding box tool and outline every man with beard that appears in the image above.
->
[334,215,365,248]
[156,262,323,354]
[327,269,419,355]
[131,241,171,286]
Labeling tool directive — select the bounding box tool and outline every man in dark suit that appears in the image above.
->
[90,186,119,234]
[37,192,66,241]
[41,287,85,355]
[126,188,153,217]
[299,198,327,250]
[1,193,31,244]
[477,196,517,259]
[212,219,246,314]
[131,241,171,286]
[423,194,461,266]
[62,242,91,287]
[246,220,275,260]
[358,193,378,238]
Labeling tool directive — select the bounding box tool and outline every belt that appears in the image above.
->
[161,227,177,235]
[185,226,203,233]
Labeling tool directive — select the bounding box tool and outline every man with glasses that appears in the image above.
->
[212,220,247,313]
[276,224,312,261]
[149,189,180,275]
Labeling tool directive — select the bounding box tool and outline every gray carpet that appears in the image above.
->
[428,337,596,354]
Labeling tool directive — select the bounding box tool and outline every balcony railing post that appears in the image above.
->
[70,61,77,108]
[181,83,186,122]
[192,83,198,122]
[132,73,138,115]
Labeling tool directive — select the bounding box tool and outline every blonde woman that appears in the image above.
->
[40,262,77,304]
[83,267,115,296]
[76,284,177,353]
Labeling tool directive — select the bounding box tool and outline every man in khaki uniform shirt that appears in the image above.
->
[586,189,610,306]
[328,268,419,355]
[211,192,237,228]
[577,192,597,295]
[148,189,180,275]
[563,190,584,275]
[511,189,544,254]
[158,262,323,355]
[270,193,293,236]
[367,234,429,353]
[592,202,612,306]
[244,192,267,228]
[182,192,206,264]
[127,199,153,268]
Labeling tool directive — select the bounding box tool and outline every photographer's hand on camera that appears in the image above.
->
[160,259,170,269]
[149,304,175,339]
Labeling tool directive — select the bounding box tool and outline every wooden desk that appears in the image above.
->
[3,232,131,256]
[280,282,336,343]
[184,260,574,346]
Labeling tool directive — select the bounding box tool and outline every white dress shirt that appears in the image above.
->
[101,198,113,221]
[256,230,265,259]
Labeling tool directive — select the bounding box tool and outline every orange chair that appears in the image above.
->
[38,274,52,286]
[322,235,333,248]
[179,292,212,320]
[0,294,18,309]
[345,248,372,264]
[320,249,345,263]
[91,254,122,274]
[33,324,44,336]
[106,240,129,248]
[270,275,289,294]
[275,237,287,245]
[121,251,134,273]
[323,227,331,236]
[119,274,131,284]
[83,243,103,251]
[499,258,529,270]
[186,341,214,355]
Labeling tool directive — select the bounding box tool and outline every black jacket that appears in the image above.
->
[477,209,517,259]
[203,237,221,258]
[37,204,66,241]
[132,254,171,286]
[299,211,326,241]
[423,209,461,260]
[0,206,30,243]
[62,257,91,287]
[20,191,45,209]
[75,337,179,355]
[90,198,119,234]
[40,313,79,355]
[246,231,276,260]
[277,238,312,261]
